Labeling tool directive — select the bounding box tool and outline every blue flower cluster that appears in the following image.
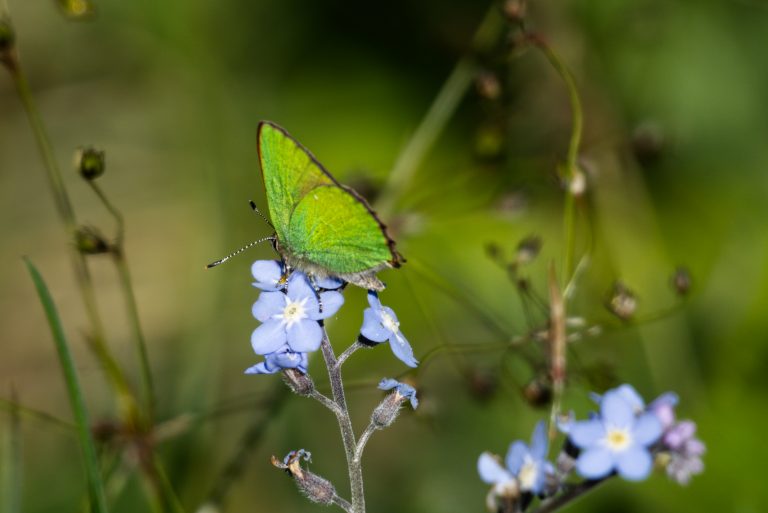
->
[478,384,705,507]
[245,260,418,374]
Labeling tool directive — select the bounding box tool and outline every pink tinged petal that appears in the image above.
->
[576,447,615,479]
[251,260,284,291]
[251,320,287,355]
[252,291,286,322]
[478,453,513,485]
[530,420,549,460]
[311,290,344,320]
[633,413,663,446]
[616,446,652,481]
[505,441,528,475]
[287,319,323,352]
[388,331,418,368]
[601,391,635,428]
[360,308,390,342]
[685,438,706,456]
[569,419,606,448]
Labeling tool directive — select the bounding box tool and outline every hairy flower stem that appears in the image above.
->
[4,49,139,426]
[320,336,365,513]
[529,477,609,513]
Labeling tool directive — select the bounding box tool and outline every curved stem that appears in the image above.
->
[354,423,377,462]
[529,478,609,513]
[336,341,365,369]
[320,334,365,513]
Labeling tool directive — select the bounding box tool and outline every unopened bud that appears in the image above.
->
[515,236,542,265]
[75,226,110,254]
[271,449,338,505]
[469,369,497,402]
[475,71,501,100]
[282,368,314,396]
[671,267,691,296]
[371,393,405,428]
[502,0,527,24]
[607,281,637,320]
[522,378,552,408]
[57,0,96,19]
[75,147,105,180]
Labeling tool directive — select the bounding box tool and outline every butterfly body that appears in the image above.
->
[258,121,403,291]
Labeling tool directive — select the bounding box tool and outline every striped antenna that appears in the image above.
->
[249,200,274,229]
[205,236,275,269]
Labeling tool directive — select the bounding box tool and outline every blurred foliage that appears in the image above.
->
[1,0,768,512]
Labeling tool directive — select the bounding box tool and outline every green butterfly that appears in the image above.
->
[209,121,403,291]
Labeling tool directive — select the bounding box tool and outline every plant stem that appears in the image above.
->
[88,180,155,421]
[529,478,608,513]
[527,34,584,288]
[336,341,365,368]
[354,424,377,462]
[6,55,138,423]
[320,335,365,513]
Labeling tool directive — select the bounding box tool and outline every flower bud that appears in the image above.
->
[503,0,527,24]
[57,0,96,19]
[515,236,542,265]
[282,368,314,396]
[75,226,110,254]
[671,267,691,296]
[521,378,551,408]
[371,392,405,429]
[271,449,339,505]
[75,147,105,180]
[475,71,501,100]
[606,281,637,320]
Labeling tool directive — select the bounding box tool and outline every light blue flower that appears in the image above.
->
[505,421,554,494]
[313,275,344,290]
[360,292,418,367]
[251,272,344,355]
[245,345,308,374]
[378,378,418,409]
[251,260,286,291]
[570,388,662,481]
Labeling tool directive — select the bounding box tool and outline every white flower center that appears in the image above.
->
[381,310,400,333]
[518,456,539,491]
[603,426,632,452]
[278,297,308,328]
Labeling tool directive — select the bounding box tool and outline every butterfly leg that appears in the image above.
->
[307,274,325,313]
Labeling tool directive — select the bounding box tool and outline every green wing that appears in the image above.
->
[258,122,333,242]
[257,121,400,275]
[287,185,394,274]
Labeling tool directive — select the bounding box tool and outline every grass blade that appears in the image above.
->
[1,389,22,513]
[23,258,109,513]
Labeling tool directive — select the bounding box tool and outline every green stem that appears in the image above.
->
[529,35,584,288]
[375,5,504,216]
[6,58,138,423]
[89,180,155,421]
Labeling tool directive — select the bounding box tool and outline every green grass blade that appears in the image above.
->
[1,390,22,513]
[23,258,109,513]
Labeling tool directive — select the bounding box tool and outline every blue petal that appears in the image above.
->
[251,260,284,291]
[388,331,418,368]
[251,319,288,355]
[367,290,383,310]
[632,412,662,446]
[601,390,635,428]
[505,441,528,475]
[478,453,513,485]
[378,378,399,391]
[360,308,390,342]
[287,319,323,352]
[569,419,605,448]
[530,420,549,460]
[287,272,317,303]
[252,291,285,322]
[614,384,645,412]
[616,446,652,481]
[244,362,279,374]
[314,275,344,289]
[311,290,344,320]
[576,447,614,479]
[268,349,307,370]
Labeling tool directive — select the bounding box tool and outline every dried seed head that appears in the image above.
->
[271,449,338,505]
[282,368,314,396]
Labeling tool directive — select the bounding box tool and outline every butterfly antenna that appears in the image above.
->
[206,236,275,269]
[249,200,274,229]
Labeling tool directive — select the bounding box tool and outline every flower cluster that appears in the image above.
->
[478,384,704,511]
[245,260,418,374]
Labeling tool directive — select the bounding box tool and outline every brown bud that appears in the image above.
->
[475,71,501,100]
[502,0,527,24]
[521,378,552,408]
[671,267,691,296]
[607,281,637,320]
[282,368,314,396]
[271,449,338,505]
[75,147,105,180]
[371,393,408,429]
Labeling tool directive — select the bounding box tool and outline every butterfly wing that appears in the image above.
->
[257,121,401,285]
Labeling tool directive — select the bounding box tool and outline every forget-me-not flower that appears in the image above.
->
[505,421,554,494]
[360,291,418,367]
[569,387,662,481]
[251,271,344,355]
[245,345,308,375]
[378,378,419,409]
[252,260,286,291]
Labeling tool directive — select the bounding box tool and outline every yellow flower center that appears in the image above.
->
[280,297,308,327]
[605,427,632,452]
[518,457,539,491]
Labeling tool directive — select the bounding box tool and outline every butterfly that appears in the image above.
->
[208,121,403,291]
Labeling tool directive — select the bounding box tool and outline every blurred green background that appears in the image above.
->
[2,0,768,512]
